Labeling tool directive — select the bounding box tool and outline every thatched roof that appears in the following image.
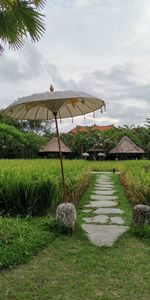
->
[110,136,145,154]
[39,137,71,153]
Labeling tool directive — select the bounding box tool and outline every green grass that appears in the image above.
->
[0,216,55,268]
[0,173,150,299]
[77,173,97,224]
[111,173,132,225]
[2,228,150,300]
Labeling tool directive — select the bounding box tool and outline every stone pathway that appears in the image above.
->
[81,172,129,247]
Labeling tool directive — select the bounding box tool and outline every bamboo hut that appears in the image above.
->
[109,136,145,160]
[39,137,71,158]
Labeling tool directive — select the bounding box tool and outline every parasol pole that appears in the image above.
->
[53,111,67,203]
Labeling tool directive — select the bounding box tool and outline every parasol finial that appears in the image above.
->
[50,84,54,92]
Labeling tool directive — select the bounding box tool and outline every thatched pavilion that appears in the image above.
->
[109,136,145,160]
[88,145,106,160]
[39,137,71,158]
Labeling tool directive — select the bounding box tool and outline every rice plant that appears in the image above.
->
[0,159,90,216]
[0,159,150,216]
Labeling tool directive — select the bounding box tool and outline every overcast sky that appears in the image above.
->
[0,0,150,132]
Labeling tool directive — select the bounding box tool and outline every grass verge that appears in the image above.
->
[0,216,55,269]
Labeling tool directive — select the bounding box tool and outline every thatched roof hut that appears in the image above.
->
[39,137,71,156]
[109,136,144,158]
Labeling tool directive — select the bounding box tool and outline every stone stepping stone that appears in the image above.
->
[99,175,112,177]
[97,177,112,179]
[96,183,114,187]
[91,195,118,201]
[96,178,112,183]
[94,208,124,214]
[82,209,92,213]
[95,184,114,188]
[93,190,115,195]
[96,184,114,188]
[95,187,115,192]
[82,224,129,247]
[110,217,125,225]
[97,179,112,182]
[83,215,109,224]
[84,200,117,208]
[96,178,113,181]
[94,188,116,193]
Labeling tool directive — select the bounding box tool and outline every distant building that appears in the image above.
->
[39,137,71,157]
[69,124,115,134]
[109,136,145,159]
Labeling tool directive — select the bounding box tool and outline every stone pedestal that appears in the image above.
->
[56,203,76,229]
[132,204,150,226]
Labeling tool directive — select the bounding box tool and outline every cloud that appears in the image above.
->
[1,0,150,131]
[0,48,149,130]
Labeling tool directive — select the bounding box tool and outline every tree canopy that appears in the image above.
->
[0,123,47,158]
[61,123,150,159]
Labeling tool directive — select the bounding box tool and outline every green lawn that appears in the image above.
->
[0,174,150,300]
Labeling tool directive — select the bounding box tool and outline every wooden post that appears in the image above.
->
[53,112,67,203]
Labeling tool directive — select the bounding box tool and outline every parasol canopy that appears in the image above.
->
[97,152,106,157]
[82,152,89,157]
[4,88,106,203]
[4,90,105,120]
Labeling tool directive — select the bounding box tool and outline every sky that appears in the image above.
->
[0,0,150,132]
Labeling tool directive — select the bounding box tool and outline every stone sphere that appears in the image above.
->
[56,202,76,229]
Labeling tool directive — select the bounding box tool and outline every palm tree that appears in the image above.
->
[144,118,150,128]
[122,124,135,130]
[0,0,45,54]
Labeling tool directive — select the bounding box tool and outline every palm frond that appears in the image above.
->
[15,2,45,42]
[0,0,45,52]
[30,0,46,9]
[0,43,4,55]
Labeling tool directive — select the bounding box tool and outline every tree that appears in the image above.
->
[0,109,54,135]
[61,128,115,158]
[122,124,135,130]
[0,0,45,54]
[20,119,54,135]
[0,123,47,158]
[0,108,20,128]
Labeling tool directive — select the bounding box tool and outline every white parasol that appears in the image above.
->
[4,86,106,203]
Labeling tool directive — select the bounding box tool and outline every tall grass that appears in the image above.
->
[0,159,90,216]
[118,161,150,205]
[1,159,150,216]
[89,160,150,205]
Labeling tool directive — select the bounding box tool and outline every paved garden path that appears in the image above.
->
[81,172,129,247]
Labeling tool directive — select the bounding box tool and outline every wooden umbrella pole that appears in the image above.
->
[53,112,67,203]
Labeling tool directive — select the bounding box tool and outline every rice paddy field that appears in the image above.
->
[0,159,150,217]
[0,159,91,216]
